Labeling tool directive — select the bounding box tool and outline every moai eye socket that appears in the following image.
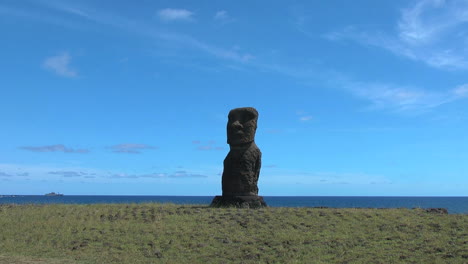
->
[229,109,255,124]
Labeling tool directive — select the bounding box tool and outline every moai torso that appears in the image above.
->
[221,107,262,196]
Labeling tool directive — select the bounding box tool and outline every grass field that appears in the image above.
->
[0,203,466,263]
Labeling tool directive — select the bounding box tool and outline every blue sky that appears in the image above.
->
[1,0,467,196]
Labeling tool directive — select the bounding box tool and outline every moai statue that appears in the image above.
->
[211,107,267,208]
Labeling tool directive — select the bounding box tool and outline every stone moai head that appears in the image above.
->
[227,107,258,145]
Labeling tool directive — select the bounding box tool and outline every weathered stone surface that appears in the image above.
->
[211,107,266,208]
[222,142,261,196]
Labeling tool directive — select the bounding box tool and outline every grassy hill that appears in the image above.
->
[0,204,466,263]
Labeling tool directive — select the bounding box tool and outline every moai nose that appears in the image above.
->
[232,120,243,129]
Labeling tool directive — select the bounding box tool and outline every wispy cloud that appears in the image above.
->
[213,10,233,24]
[157,8,193,22]
[109,172,165,179]
[214,10,228,20]
[258,63,468,113]
[264,129,283,134]
[344,81,447,112]
[0,169,29,178]
[331,75,468,113]
[48,171,95,177]
[265,171,392,185]
[197,146,224,151]
[1,163,211,182]
[11,1,467,115]
[0,164,104,182]
[452,83,468,98]
[42,52,78,77]
[0,172,12,177]
[0,4,85,30]
[192,140,224,151]
[35,2,254,64]
[324,0,468,70]
[296,110,313,122]
[19,144,89,153]
[299,116,313,121]
[3,1,254,74]
[169,170,207,178]
[397,0,464,46]
[109,170,207,179]
[290,5,314,38]
[161,33,254,63]
[0,171,28,177]
[109,143,157,154]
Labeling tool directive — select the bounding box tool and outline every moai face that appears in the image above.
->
[227,107,258,145]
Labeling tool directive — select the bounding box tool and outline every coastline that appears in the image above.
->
[1,195,467,214]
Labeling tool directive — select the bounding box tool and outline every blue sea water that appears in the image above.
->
[0,195,466,214]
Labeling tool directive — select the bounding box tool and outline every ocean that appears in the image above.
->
[0,195,466,214]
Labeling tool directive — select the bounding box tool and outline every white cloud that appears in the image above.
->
[193,140,224,151]
[57,6,91,19]
[0,172,12,177]
[290,6,315,38]
[48,171,94,177]
[19,144,89,153]
[452,83,468,97]
[169,171,207,178]
[398,0,464,45]
[214,10,228,21]
[109,143,157,154]
[25,0,468,115]
[0,163,102,181]
[109,172,166,179]
[325,0,468,70]
[109,170,207,179]
[299,116,313,121]
[296,110,313,121]
[0,163,209,184]
[42,52,77,77]
[157,8,193,22]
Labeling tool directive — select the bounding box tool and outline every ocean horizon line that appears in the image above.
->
[1,194,467,197]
